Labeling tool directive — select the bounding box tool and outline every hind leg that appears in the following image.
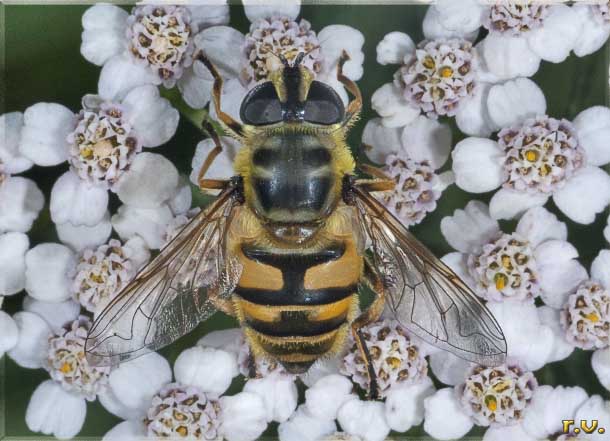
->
[351,256,386,400]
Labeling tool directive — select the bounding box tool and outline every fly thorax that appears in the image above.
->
[247,132,338,240]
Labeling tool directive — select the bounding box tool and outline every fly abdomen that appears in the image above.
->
[234,240,362,373]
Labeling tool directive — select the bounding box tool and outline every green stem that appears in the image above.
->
[160,86,224,135]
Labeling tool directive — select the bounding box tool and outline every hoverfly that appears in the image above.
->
[86,49,507,398]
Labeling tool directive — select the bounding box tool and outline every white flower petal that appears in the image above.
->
[432,0,485,35]
[573,395,610,441]
[592,249,610,290]
[115,152,179,209]
[111,203,174,250]
[440,201,500,254]
[25,243,75,302]
[107,352,172,417]
[244,373,298,423]
[243,0,300,22]
[535,240,589,309]
[0,177,43,234]
[401,116,452,169]
[8,311,51,368]
[123,236,150,271]
[198,328,244,356]
[489,188,549,221]
[451,137,504,193]
[0,310,18,355]
[174,346,239,396]
[487,301,555,370]
[423,6,479,41]
[573,106,610,167]
[209,77,247,124]
[484,424,537,441]
[188,4,230,29]
[50,171,109,226]
[423,388,473,441]
[177,67,214,109]
[0,112,32,174]
[190,136,239,186]
[553,166,610,224]
[195,26,245,78]
[436,170,455,192]
[220,391,268,441]
[361,118,402,164]
[376,32,415,65]
[102,420,145,441]
[98,388,143,421]
[80,4,128,66]
[122,85,179,148]
[516,206,567,248]
[429,350,474,386]
[385,377,435,432]
[337,398,390,441]
[19,102,74,166]
[527,4,580,63]
[480,34,541,81]
[98,54,160,102]
[537,306,575,363]
[371,82,420,129]
[56,212,112,252]
[304,374,355,422]
[300,356,342,388]
[592,348,610,392]
[0,232,28,296]
[318,25,365,81]
[455,83,495,137]
[441,252,474,286]
[487,78,547,130]
[26,380,86,440]
[606,214,610,243]
[22,296,81,335]
[278,405,337,441]
[572,3,610,57]
[167,175,192,216]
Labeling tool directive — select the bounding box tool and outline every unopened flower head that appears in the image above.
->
[127,5,196,87]
[242,16,323,85]
[483,1,550,36]
[468,233,540,303]
[45,316,111,401]
[68,103,141,190]
[342,320,428,397]
[560,281,610,350]
[71,239,136,313]
[399,38,475,118]
[144,382,221,439]
[499,116,585,195]
[381,154,441,227]
[458,362,538,427]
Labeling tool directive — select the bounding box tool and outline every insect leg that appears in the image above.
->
[337,50,362,124]
[354,173,396,193]
[352,256,386,400]
[195,51,244,138]
[197,121,231,192]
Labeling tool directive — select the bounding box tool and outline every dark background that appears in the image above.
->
[2,3,609,439]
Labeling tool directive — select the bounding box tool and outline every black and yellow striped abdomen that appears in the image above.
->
[233,238,362,373]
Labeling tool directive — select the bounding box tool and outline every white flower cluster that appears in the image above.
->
[2,1,610,441]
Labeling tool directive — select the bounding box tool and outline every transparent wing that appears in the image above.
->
[86,187,242,366]
[352,186,507,366]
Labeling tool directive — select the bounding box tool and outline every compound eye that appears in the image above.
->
[240,82,283,126]
[303,81,345,125]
